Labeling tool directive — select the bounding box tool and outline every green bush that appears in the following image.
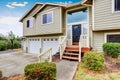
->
[0,70,2,78]
[103,43,120,58]
[24,62,56,80]
[0,41,7,51]
[83,52,104,71]
[13,40,21,49]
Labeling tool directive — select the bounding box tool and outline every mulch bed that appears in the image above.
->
[52,53,60,63]
[82,54,120,74]
[0,75,25,80]
[104,54,120,72]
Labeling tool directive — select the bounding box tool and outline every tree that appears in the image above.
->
[8,31,15,49]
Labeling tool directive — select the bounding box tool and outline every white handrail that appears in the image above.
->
[59,36,67,60]
[38,48,52,62]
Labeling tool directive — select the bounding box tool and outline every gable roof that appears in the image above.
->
[82,0,92,4]
[19,2,68,22]
[33,3,68,17]
[19,2,43,22]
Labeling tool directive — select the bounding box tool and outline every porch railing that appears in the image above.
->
[80,35,89,48]
[79,35,89,62]
[38,48,52,62]
[59,36,67,60]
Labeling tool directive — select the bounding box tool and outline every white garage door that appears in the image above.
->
[29,39,41,54]
[43,38,59,55]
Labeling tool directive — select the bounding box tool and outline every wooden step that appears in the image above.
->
[66,45,79,49]
[65,49,79,52]
[63,52,79,56]
[73,42,79,45]
[62,56,79,60]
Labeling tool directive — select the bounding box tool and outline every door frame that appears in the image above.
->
[66,21,88,45]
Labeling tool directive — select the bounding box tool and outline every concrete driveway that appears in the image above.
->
[0,51,39,77]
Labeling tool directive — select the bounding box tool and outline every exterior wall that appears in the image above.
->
[23,5,63,36]
[93,0,120,30]
[23,17,36,36]
[23,5,43,36]
[93,30,120,52]
[36,6,62,35]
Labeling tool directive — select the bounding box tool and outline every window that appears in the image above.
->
[26,18,33,28]
[113,0,120,12]
[107,34,120,43]
[42,12,53,24]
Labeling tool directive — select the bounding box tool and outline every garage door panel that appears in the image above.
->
[43,38,59,55]
[29,39,41,54]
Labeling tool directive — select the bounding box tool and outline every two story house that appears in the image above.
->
[20,0,120,61]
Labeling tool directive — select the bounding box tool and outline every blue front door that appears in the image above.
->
[72,25,81,42]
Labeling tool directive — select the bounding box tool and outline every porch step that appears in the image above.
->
[65,49,79,52]
[65,45,79,52]
[73,42,79,45]
[62,56,79,61]
[63,52,79,56]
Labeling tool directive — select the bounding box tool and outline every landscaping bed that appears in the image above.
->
[1,75,25,80]
[74,54,120,80]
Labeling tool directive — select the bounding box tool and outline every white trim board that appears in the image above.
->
[112,0,120,13]
[41,11,54,25]
[104,32,120,43]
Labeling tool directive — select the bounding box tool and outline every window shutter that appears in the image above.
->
[27,20,30,28]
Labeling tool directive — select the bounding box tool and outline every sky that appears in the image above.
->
[0,0,82,36]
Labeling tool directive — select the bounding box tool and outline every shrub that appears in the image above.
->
[0,70,2,78]
[103,43,120,58]
[0,41,7,51]
[13,40,21,49]
[24,62,56,80]
[83,52,104,71]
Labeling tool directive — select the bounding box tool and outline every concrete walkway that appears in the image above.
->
[56,60,78,80]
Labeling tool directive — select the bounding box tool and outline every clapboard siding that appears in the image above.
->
[36,7,62,35]
[93,30,120,52]
[94,0,120,30]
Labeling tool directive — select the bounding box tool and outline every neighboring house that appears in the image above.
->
[19,0,120,62]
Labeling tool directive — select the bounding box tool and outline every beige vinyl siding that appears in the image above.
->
[93,0,120,30]
[93,32,104,52]
[93,30,120,52]
[36,7,62,35]
[23,5,43,36]
[23,17,36,36]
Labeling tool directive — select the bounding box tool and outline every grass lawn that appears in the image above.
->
[74,58,120,80]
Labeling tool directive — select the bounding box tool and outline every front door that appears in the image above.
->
[72,25,81,43]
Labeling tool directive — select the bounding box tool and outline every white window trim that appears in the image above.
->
[41,11,53,25]
[112,0,120,13]
[26,18,34,28]
[104,32,120,43]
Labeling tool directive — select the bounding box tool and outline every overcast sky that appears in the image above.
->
[0,0,81,37]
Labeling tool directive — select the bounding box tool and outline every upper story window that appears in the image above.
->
[42,11,53,24]
[113,0,120,12]
[26,18,33,28]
